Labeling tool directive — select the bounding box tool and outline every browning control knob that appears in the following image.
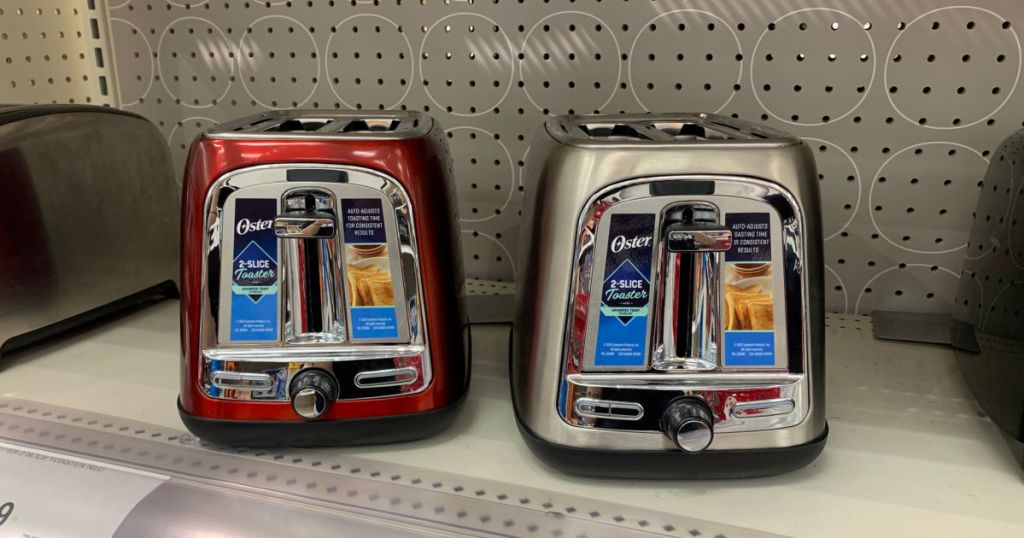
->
[290,369,338,420]
[660,398,714,453]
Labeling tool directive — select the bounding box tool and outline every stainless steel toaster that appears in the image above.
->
[512,113,827,478]
[0,105,178,362]
[953,127,1024,469]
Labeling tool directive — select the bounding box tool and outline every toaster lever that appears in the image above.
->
[277,190,345,343]
[664,226,732,252]
[656,205,724,370]
[274,210,337,239]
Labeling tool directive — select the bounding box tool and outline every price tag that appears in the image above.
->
[0,442,166,537]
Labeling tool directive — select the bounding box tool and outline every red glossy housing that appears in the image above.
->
[179,124,467,422]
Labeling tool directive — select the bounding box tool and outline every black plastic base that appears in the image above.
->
[517,419,828,479]
[179,393,466,447]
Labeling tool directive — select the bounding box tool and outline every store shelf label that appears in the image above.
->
[0,442,166,537]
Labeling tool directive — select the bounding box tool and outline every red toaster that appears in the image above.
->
[178,110,468,446]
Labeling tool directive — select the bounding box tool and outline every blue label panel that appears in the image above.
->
[724,331,775,366]
[230,198,279,341]
[350,306,399,339]
[593,213,655,368]
[595,314,648,366]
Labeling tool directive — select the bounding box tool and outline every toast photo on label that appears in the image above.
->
[724,263,774,331]
[345,245,396,307]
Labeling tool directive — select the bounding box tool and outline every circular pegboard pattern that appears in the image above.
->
[751,8,875,126]
[885,6,1021,129]
[521,11,620,114]
[108,2,1024,317]
[461,230,515,282]
[967,150,1014,260]
[166,0,210,8]
[870,142,988,254]
[446,127,514,223]
[239,15,319,109]
[806,138,860,240]
[855,264,960,314]
[952,270,985,326]
[325,14,412,110]
[168,116,218,185]
[157,17,234,109]
[825,265,849,314]
[110,18,152,106]
[419,13,514,116]
[628,10,741,113]
[465,279,516,296]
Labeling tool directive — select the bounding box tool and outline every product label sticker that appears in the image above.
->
[725,212,772,262]
[342,198,400,340]
[723,212,775,367]
[229,198,279,341]
[724,331,775,365]
[593,213,655,367]
[0,443,167,538]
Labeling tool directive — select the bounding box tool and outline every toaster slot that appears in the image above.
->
[338,118,401,133]
[577,122,651,141]
[654,204,731,371]
[266,118,333,132]
[275,189,346,343]
[650,121,734,141]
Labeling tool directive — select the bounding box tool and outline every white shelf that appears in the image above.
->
[1,302,1022,537]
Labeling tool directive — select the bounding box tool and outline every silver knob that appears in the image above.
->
[660,398,715,453]
[289,370,338,420]
[292,388,329,419]
[674,419,714,452]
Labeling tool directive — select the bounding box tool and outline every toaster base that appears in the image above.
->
[178,394,465,447]
[517,419,828,479]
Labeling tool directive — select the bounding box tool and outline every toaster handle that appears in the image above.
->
[274,192,345,344]
[273,211,337,239]
[663,225,732,252]
[657,207,727,370]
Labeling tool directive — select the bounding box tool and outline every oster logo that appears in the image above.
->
[236,218,273,236]
[609,234,653,253]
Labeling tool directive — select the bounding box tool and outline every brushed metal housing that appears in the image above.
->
[0,105,178,360]
[513,113,826,452]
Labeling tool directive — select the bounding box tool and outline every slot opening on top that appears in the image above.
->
[578,122,651,140]
[710,121,767,139]
[339,118,401,133]
[652,121,735,140]
[266,118,332,132]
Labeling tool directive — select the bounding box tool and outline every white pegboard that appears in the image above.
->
[101,0,1024,315]
[0,1,116,106]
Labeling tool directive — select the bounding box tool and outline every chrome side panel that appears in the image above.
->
[198,164,431,402]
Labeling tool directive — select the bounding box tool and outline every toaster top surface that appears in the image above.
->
[204,110,432,140]
[548,113,801,147]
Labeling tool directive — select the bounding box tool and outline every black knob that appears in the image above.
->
[289,369,338,420]
[660,398,714,453]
